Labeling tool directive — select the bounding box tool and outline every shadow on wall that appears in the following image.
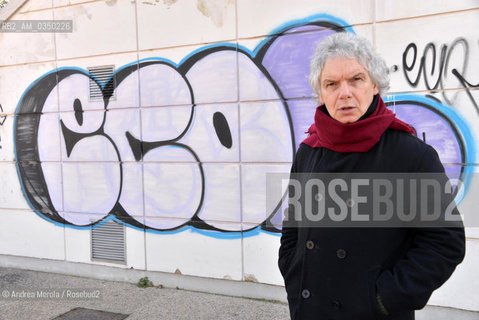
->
[12,14,475,237]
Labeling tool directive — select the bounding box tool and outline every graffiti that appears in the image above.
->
[14,15,349,234]
[14,15,474,236]
[383,95,474,187]
[0,104,6,149]
[402,38,479,113]
[0,104,5,126]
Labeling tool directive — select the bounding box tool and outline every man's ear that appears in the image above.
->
[373,83,379,95]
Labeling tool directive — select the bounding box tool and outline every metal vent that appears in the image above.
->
[88,65,115,101]
[91,219,126,263]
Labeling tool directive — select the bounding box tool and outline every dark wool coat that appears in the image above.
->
[278,129,465,320]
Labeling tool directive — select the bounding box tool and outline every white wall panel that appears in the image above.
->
[460,165,479,239]
[136,0,236,51]
[0,116,16,162]
[0,9,55,65]
[19,0,52,13]
[428,239,479,311]
[0,63,57,120]
[53,1,137,59]
[0,208,65,260]
[376,0,478,21]
[145,226,242,280]
[0,163,31,210]
[53,0,98,7]
[243,232,283,286]
[237,0,374,38]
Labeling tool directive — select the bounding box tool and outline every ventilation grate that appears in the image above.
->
[91,219,126,263]
[88,65,115,101]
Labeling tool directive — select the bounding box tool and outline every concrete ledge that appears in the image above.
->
[0,254,287,303]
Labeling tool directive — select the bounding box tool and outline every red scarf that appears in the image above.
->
[302,95,416,152]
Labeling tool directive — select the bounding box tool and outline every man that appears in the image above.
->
[278,32,465,320]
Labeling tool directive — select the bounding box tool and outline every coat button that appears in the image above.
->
[306,240,315,250]
[336,249,346,259]
[301,289,311,299]
[332,300,341,310]
[346,198,354,207]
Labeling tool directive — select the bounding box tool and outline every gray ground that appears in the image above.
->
[0,267,477,320]
[0,267,289,320]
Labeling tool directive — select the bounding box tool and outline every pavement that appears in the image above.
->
[0,267,289,320]
[0,267,478,320]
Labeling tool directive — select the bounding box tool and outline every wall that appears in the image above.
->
[0,0,478,312]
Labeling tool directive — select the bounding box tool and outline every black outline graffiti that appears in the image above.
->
[73,98,84,126]
[15,20,345,234]
[0,103,5,150]
[212,112,232,149]
[15,20,468,235]
[14,69,124,225]
[402,38,479,114]
[0,104,6,126]
[451,69,479,115]
[16,20,468,235]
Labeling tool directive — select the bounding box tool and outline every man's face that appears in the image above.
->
[319,56,379,124]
